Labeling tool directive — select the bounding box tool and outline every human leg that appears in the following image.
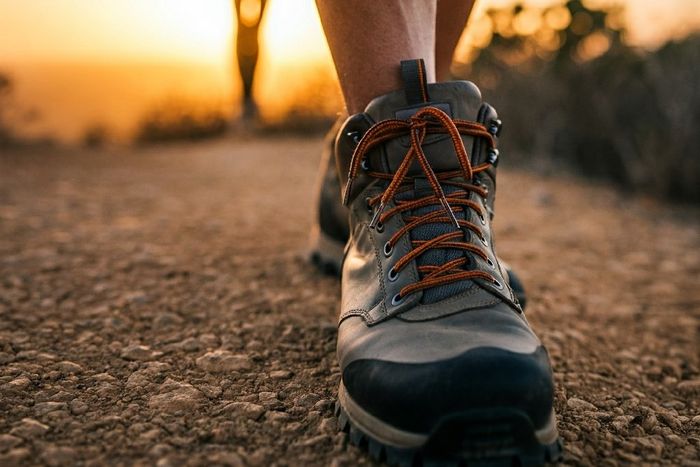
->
[316,0,437,114]
[435,0,476,81]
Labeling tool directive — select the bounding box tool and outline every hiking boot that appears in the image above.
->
[308,110,528,310]
[332,60,561,466]
[308,117,348,276]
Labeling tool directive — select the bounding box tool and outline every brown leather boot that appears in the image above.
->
[332,60,561,466]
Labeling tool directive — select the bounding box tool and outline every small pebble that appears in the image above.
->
[295,393,321,408]
[10,418,50,439]
[148,379,205,412]
[269,370,293,380]
[221,402,265,421]
[40,445,76,467]
[0,434,22,452]
[121,344,162,361]
[34,402,67,416]
[566,397,597,411]
[55,361,83,374]
[677,379,700,396]
[195,350,252,373]
[4,376,31,390]
[69,400,89,415]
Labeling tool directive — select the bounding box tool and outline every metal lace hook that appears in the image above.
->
[368,201,386,229]
[439,197,460,230]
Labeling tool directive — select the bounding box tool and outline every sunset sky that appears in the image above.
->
[2,0,699,64]
[1,0,699,141]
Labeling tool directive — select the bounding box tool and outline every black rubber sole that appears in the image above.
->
[335,400,563,467]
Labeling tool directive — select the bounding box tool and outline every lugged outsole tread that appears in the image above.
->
[335,401,563,467]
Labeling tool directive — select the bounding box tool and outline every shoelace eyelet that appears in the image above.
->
[492,279,504,290]
[487,148,500,165]
[361,158,370,171]
[388,267,399,282]
[486,258,495,268]
[347,130,362,145]
[478,213,487,226]
[479,234,489,247]
[383,242,393,257]
[391,293,404,305]
[488,118,502,136]
[375,221,384,233]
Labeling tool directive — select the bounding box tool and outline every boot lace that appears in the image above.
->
[343,106,500,301]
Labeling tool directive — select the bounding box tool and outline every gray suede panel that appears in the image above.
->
[337,303,539,368]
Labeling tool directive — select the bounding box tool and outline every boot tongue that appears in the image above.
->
[363,61,488,305]
[363,62,485,174]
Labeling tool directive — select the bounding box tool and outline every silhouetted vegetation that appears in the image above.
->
[135,97,228,144]
[0,72,17,146]
[82,123,111,148]
[0,72,56,149]
[258,65,339,134]
[457,0,700,202]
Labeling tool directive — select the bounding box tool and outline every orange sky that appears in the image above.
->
[1,0,698,65]
[1,0,699,142]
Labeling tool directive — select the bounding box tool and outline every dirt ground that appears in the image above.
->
[0,137,699,466]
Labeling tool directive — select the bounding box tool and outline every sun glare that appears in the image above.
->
[0,0,233,64]
[260,0,329,64]
[144,0,233,62]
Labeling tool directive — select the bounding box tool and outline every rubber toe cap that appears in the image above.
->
[342,345,555,434]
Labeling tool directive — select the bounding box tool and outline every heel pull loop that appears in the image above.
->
[400,59,430,106]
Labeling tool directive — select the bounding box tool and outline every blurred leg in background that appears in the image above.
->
[234,0,267,124]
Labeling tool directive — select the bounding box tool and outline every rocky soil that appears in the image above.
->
[0,137,699,466]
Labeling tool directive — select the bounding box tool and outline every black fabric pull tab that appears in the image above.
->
[400,59,430,105]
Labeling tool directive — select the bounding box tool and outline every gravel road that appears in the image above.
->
[0,137,699,466]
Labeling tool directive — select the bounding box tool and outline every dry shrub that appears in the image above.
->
[135,97,228,144]
[258,65,340,134]
[459,1,700,202]
[0,72,17,146]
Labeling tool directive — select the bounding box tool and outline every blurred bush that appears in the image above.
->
[135,97,228,144]
[257,65,340,134]
[456,0,700,203]
[259,106,336,134]
[0,71,55,149]
[82,123,111,148]
[0,72,17,146]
